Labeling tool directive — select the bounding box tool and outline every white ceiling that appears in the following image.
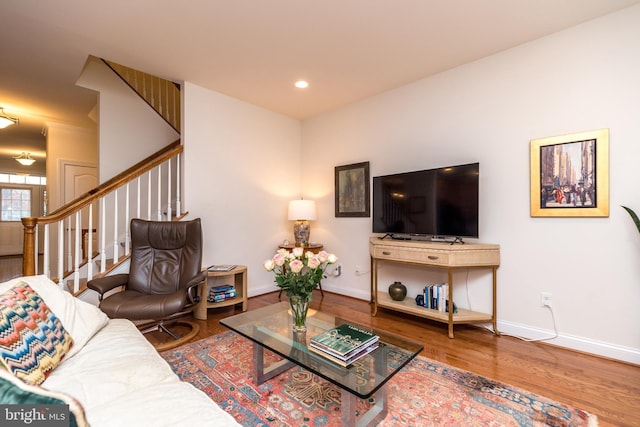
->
[0,0,638,162]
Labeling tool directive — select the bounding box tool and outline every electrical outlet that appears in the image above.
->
[355,265,362,275]
[333,265,342,277]
[540,292,552,307]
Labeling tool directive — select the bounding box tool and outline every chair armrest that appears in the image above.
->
[186,270,208,289]
[185,270,208,304]
[87,274,130,300]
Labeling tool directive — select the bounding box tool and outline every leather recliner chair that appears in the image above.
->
[87,218,206,350]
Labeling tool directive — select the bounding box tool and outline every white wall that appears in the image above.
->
[300,5,640,363]
[46,123,97,211]
[182,82,302,295]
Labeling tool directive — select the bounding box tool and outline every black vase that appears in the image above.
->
[388,281,407,301]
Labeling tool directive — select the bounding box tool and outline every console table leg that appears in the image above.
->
[492,266,500,336]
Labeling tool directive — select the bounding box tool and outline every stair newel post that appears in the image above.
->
[21,217,37,276]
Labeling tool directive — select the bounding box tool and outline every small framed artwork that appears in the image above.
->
[530,128,609,217]
[335,161,370,217]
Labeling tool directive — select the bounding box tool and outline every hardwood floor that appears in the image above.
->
[129,291,640,427]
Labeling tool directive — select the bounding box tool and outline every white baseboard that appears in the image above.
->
[497,320,640,365]
[248,285,280,298]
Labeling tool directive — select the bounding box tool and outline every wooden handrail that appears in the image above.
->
[45,140,181,224]
[22,139,182,276]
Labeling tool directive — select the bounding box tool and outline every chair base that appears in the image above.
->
[140,319,200,352]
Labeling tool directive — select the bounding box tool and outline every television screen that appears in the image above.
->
[372,163,479,239]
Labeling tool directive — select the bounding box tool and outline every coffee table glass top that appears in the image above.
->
[220,301,423,398]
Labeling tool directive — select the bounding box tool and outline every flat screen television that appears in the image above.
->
[372,162,479,240]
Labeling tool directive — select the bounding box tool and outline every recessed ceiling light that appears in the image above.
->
[294,80,309,89]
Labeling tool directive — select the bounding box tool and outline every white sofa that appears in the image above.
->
[0,275,240,427]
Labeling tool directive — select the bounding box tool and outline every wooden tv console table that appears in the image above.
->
[369,237,500,338]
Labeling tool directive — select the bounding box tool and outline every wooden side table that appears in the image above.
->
[194,265,248,320]
[277,243,324,297]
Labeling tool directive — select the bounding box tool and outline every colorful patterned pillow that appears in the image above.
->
[0,282,74,385]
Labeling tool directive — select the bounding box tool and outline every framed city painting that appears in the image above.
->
[335,161,370,217]
[530,128,609,217]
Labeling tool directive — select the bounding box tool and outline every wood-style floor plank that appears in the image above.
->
[158,291,640,427]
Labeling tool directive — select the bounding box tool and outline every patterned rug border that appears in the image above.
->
[162,331,598,427]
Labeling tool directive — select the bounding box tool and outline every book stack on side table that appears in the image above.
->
[208,284,236,302]
[309,323,379,367]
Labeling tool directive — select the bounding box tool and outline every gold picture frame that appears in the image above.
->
[530,128,609,217]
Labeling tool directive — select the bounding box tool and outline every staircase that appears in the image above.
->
[19,58,185,294]
[102,58,181,133]
[21,140,184,294]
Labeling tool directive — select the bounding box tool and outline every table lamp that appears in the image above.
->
[288,199,317,246]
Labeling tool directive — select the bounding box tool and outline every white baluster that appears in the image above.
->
[58,220,64,289]
[113,189,119,264]
[125,183,130,255]
[136,176,141,219]
[157,164,162,220]
[100,197,106,273]
[34,225,39,275]
[66,217,72,273]
[87,203,93,280]
[147,170,152,220]
[176,152,181,215]
[43,224,50,278]
[167,157,172,220]
[73,211,81,293]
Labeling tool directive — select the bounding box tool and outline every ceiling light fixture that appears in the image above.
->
[0,107,19,129]
[14,152,36,166]
[294,80,309,89]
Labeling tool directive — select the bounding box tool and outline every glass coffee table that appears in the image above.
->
[220,301,423,427]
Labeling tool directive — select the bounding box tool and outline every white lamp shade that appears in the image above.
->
[288,200,317,220]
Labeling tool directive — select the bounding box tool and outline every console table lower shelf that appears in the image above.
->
[375,292,494,328]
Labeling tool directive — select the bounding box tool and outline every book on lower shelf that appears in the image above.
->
[208,284,236,302]
[310,323,379,360]
[208,290,236,303]
[422,283,457,313]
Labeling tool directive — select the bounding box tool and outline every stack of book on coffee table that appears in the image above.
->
[309,323,379,367]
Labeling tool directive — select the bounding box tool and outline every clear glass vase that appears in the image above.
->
[288,295,310,332]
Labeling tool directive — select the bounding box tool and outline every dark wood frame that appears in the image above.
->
[334,161,370,217]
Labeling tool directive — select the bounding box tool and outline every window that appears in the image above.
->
[1,188,32,221]
[0,173,46,185]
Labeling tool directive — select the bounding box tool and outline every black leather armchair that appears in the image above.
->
[88,218,206,349]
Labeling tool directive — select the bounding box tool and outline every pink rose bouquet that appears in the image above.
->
[263,248,338,299]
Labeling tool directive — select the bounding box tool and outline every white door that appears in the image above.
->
[62,162,98,259]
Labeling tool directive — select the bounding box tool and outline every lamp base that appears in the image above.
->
[293,220,310,246]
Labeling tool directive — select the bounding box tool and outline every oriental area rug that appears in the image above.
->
[161,331,597,427]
